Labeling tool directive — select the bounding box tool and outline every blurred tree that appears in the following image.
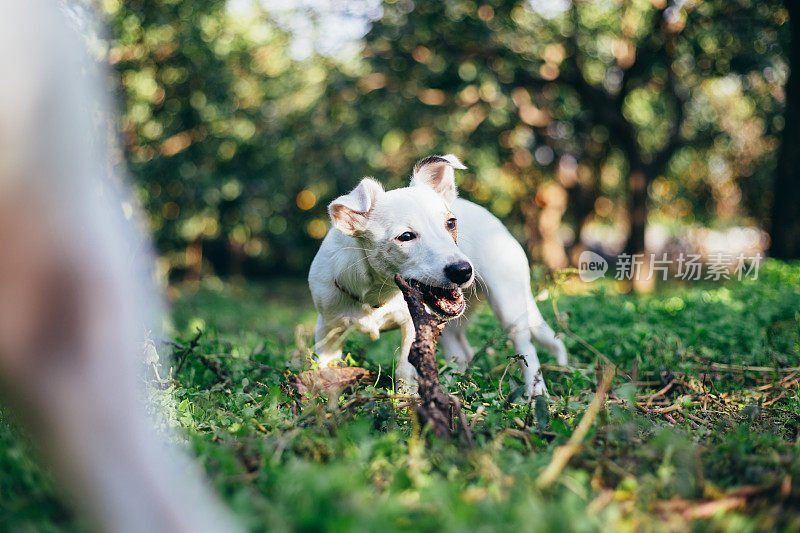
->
[771,0,800,259]
[357,0,787,263]
[107,0,364,276]
[105,0,788,277]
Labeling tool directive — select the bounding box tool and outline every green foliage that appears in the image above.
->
[105,0,789,276]
[3,261,800,530]
[0,416,83,532]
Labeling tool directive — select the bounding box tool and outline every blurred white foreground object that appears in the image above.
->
[0,1,241,531]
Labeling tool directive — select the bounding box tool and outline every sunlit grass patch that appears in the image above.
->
[2,261,800,531]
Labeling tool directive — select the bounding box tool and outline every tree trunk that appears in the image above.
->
[770,0,800,259]
[524,183,569,270]
[565,169,600,260]
[625,168,649,255]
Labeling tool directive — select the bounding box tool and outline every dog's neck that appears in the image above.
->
[334,235,398,308]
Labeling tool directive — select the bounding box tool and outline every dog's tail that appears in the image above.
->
[526,292,568,366]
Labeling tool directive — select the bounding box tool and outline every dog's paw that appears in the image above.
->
[554,338,568,367]
[526,380,549,398]
[394,380,419,397]
[395,363,419,396]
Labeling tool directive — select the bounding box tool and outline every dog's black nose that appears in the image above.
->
[444,261,473,285]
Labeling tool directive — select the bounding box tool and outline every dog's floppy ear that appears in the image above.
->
[410,154,466,205]
[328,178,384,236]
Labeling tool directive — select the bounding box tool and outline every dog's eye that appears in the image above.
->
[446,217,457,231]
[397,231,417,242]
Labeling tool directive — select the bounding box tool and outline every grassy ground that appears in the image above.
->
[2,262,800,532]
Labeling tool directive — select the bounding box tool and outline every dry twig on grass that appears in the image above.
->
[536,364,616,489]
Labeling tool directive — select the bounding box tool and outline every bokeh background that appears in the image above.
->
[4,3,800,530]
[96,0,797,281]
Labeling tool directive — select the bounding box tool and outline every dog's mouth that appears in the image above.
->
[409,280,466,318]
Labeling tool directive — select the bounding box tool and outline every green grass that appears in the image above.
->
[3,262,800,532]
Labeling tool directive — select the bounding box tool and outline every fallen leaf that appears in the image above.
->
[290,367,374,400]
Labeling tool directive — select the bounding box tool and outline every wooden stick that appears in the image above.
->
[449,394,474,449]
[394,274,451,439]
[536,364,615,489]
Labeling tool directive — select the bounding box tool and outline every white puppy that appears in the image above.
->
[309,155,567,397]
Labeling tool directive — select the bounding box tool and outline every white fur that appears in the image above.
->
[309,155,567,397]
[0,2,239,531]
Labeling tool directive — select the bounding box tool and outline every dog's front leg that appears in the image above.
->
[314,315,346,367]
[439,322,474,372]
[395,318,419,393]
[507,326,548,397]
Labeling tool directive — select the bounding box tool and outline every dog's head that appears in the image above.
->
[328,154,473,317]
